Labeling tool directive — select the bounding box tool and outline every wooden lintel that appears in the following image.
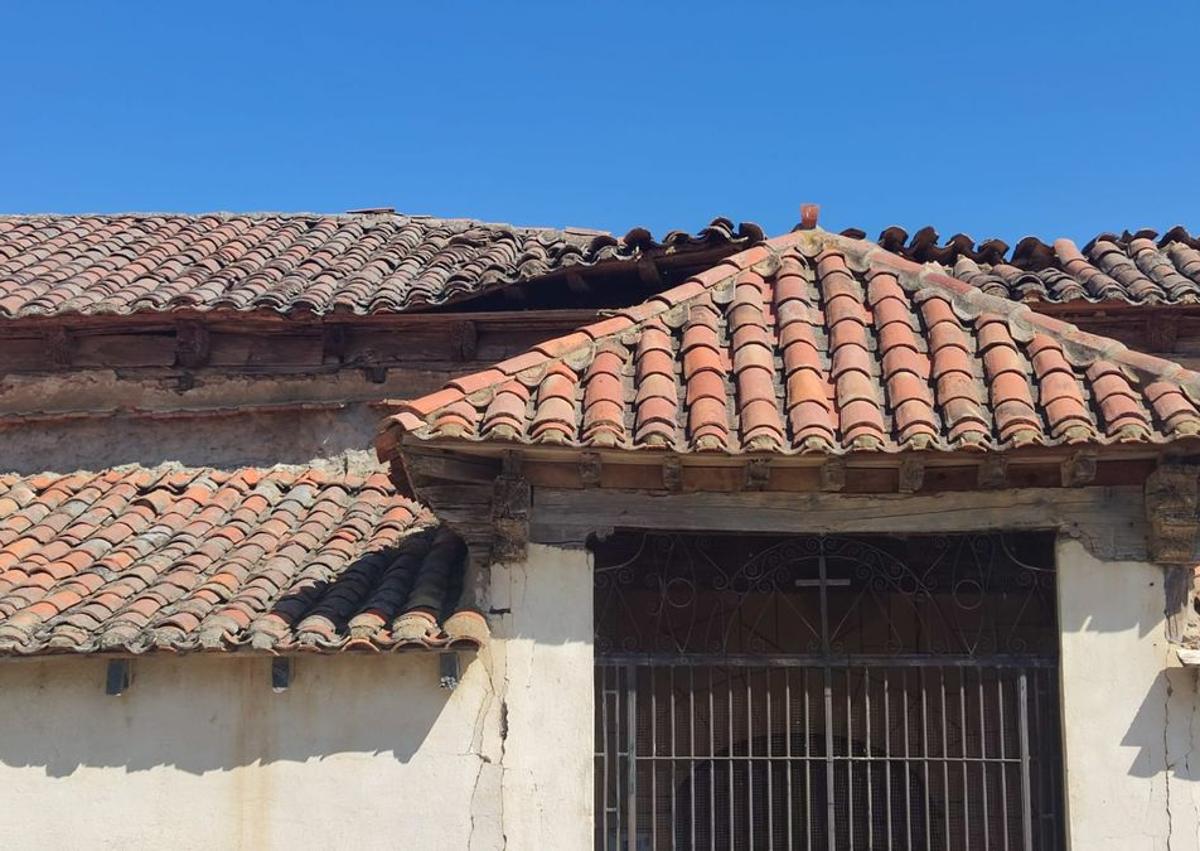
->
[529,485,1150,561]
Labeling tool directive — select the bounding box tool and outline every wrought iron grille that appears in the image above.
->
[594,533,1063,851]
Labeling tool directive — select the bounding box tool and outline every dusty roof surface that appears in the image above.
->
[379,230,1200,459]
[0,213,761,318]
[0,465,487,655]
[849,225,1200,305]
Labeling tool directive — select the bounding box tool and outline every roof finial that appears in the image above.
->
[799,204,820,230]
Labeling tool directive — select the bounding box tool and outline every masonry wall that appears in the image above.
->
[0,544,594,851]
[1056,539,1200,850]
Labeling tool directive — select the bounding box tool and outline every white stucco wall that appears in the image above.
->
[0,543,593,851]
[1057,538,1200,850]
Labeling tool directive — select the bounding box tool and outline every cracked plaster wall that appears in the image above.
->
[0,544,593,851]
[1058,539,1200,849]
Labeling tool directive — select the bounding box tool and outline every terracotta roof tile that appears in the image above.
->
[852,224,1200,305]
[0,213,761,318]
[0,466,485,655]
[380,230,1200,459]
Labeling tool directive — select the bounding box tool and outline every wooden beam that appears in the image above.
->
[529,485,1150,560]
[176,321,210,368]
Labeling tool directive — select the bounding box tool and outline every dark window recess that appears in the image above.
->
[593,532,1064,851]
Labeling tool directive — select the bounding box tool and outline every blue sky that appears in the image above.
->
[3,1,1197,245]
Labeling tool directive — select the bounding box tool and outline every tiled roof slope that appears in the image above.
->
[0,213,761,318]
[379,230,1200,458]
[0,466,487,655]
[849,225,1200,305]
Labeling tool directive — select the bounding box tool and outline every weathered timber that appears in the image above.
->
[529,485,1150,560]
[1144,460,1200,563]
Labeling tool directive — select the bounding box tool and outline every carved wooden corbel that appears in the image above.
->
[898,456,925,494]
[977,456,1008,489]
[744,458,770,491]
[1060,450,1097,488]
[820,459,846,492]
[579,452,601,488]
[491,451,530,563]
[1144,460,1200,563]
[662,456,682,492]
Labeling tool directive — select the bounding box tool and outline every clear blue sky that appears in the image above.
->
[3,1,1198,245]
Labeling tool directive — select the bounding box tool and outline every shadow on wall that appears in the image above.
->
[0,651,485,777]
[1120,666,1200,782]
[1056,548,1200,783]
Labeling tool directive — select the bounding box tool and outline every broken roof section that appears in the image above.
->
[0,465,487,656]
[851,225,1200,305]
[0,213,762,318]
[377,229,1200,471]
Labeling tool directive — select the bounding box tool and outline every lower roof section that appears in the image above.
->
[0,465,487,656]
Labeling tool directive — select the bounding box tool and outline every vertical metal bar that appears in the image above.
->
[978,667,990,851]
[866,667,874,851]
[804,666,813,851]
[902,669,912,851]
[819,547,836,851]
[848,665,855,851]
[921,667,932,851]
[690,665,697,851]
[670,664,676,851]
[786,666,794,850]
[615,665,622,849]
[651,665,658,851]
[602,664,612,850]
[728,668,735,851]
[960,667,970,851]
[1017,670,1033,851]
[940,667,950,851]
[709,666,717,851]
[767,668,775,850]
[1031,667,1044,849]
[998,671,1010,851]
[884,669,893,851]
[748,668,755,851]
[625,663,638,850]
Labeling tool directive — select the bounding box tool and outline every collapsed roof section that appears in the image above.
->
[0,213,763,319]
